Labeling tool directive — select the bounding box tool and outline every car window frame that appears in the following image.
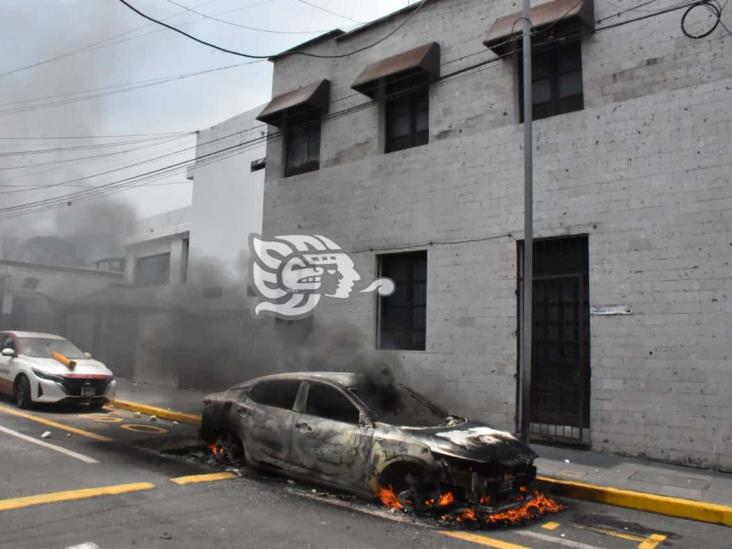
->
[244,379,303,411]
[296,380,371,427]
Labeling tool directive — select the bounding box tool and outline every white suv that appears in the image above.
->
[0,331,116,409]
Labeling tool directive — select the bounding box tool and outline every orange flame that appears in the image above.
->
[377,485,404,510]
[208,443,225,459]
[484,492,563,525]
[438,491,455,507]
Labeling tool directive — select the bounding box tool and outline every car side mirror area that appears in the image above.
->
[1,348,16,358]
[84,352,92,359]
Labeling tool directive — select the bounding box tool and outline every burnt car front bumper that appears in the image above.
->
[435,454,537,509]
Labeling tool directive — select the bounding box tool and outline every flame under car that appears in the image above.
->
[200,372,538,515]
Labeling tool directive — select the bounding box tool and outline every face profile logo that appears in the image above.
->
[249,234,395,319]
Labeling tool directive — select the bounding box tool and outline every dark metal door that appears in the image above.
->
[518,236,590,445]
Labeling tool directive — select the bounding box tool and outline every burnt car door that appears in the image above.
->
[288,381,373,490]
[238,379,302,468]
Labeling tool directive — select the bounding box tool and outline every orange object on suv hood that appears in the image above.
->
[51,351,76,369]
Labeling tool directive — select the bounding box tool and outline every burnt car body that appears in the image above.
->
[200,372,537,513]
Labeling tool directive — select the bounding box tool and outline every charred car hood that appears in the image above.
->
[400,422,537,465]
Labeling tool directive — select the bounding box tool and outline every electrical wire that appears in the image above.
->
[291,0,364,24]
[116,0,429,59]
[0,61,259,116]
[0,131,187,140]
[0,33,601,213]
[0,0,222,80]
[162,0,335,34]
[4,0,727,214]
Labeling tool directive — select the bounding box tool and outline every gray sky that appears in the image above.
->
[0,0,409,229]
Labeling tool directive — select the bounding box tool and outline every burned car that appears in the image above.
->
[200,372,539,515]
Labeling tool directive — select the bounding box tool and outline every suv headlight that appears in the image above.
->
[32,369,65,383]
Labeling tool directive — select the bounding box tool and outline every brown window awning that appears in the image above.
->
[484,0,595,55]
[351,42,440,98]
[256,79,330,127]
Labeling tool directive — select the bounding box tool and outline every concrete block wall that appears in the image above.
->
[261,0,732,469]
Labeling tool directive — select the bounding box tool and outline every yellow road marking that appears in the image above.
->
[0,482,154,512]
[170,472,236,485]
[538,475,732,527]
[120,423,168,434]
[109,400,200,425]
[440,531,530,549]
[590,527,643,542]
[542,521,560,530]
[639,534,667,549]
[81,413,124,423]
[0,404,112,441]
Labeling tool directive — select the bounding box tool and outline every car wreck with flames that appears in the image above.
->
[200,372,549,519]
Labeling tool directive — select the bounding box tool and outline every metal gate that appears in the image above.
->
[518,236,590,445]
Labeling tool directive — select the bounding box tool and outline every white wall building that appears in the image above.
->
[257,0,732,468]
[187,106,266,305]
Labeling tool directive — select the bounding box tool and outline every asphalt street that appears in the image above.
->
[0,398,728,549]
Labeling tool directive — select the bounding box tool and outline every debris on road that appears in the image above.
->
[150,415,157,422]
[41,431,52,439]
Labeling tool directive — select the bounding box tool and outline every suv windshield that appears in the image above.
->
[350,383,447,427]
[19,338,85,359]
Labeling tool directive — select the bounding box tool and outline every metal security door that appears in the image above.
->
[518,236,590,445]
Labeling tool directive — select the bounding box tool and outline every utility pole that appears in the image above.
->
[519,0,533,443]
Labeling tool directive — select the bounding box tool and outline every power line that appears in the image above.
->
[291,0,364,24]
[116,0,429,59]
[0,61,259,116]
[0,34,603,213]
[163,0,335,34]
[3,0,722,215]
[0,135,187,157]
[0,0,222,80]
[0,131,187,140]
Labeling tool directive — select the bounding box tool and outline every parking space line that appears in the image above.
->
[0,424,98,464]
[0,482,155,512]
[517,531,601,549]
[170,472,237,485]
[638,534,667,549]
[439,531,530,549]
[0,404,112,442]
[589,526,644,542]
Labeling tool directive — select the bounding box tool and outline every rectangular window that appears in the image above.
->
[385,74,429,153]
[304,382,360,424]
[284,113,321,177]
[519,40,583,121]
[135,253,170,287]
[378,251,427,350]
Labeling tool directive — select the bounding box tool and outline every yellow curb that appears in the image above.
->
[537,475,732,527]
[109,399,201,425]
[0,482,155,512]
[0,403,112,441]
[170,472,237,485]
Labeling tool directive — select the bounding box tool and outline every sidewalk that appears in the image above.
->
[533,443,732,507]
[112,379,732,524]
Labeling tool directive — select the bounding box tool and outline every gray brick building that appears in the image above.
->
[257,0,732,469]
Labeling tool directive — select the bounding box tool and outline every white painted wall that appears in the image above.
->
[188,106,266,296]
[261,0,732,469]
